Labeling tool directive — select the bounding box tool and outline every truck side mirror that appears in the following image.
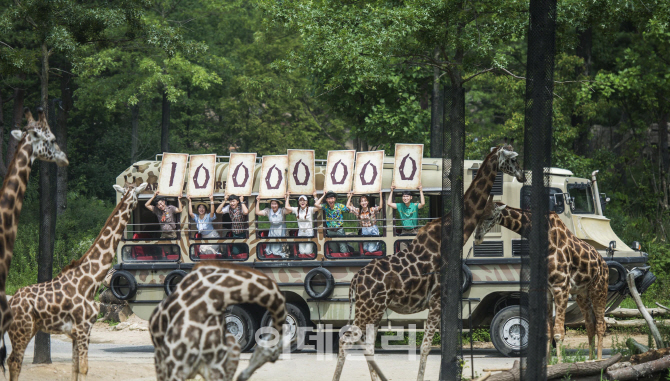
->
[631,241,641,251]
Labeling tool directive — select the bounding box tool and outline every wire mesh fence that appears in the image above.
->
[520,0,557,379]
[440,85,465,380]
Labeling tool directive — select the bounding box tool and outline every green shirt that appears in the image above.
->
[397,203,419,229]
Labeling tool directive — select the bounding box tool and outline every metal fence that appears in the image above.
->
[521,0,557,379]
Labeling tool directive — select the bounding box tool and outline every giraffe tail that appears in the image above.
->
[0,336,6,374]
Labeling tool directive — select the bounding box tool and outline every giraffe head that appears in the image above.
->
[11,107,69,167]
[113,182,149,209]
[491,145,525,182]
[473,198,506,245]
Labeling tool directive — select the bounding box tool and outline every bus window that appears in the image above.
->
[256,197,317,239]
[391,192,437,236]
[520,186,565,214]
[321,194,386,237]
[217,199,250,239]
[567,183,595,214]
[394,240,413,254]
[256,242,317,260]
[122,245,180,262]
[324,241,386,259]
[128,200,182,241]
[189,244,249,261]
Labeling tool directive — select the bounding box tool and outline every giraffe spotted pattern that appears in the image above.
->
[7,182,146,381]
[0,107,68,371]
[332,145,526,381]
[149,262,287,381]
[474,201,609,362]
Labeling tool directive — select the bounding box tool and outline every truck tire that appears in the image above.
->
[109,270,137,301]
[304,268,334,300]
[490,305,529,357]
[605,261,627,292]
[636,270,656,295]
[261,302,309,352]
[164,270,188,296]
[462,264,473,293]
[225,306,259,352]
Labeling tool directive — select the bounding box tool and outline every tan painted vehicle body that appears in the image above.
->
[114,156,649,332]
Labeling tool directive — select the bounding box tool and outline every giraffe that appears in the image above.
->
[0,107,68,369]
[332,145,526,381]
[473,200,609,362]
[7,182,148,381]
[149,261,288,381]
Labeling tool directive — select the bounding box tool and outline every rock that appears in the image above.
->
[99,303,133,323]
[114,322,130,331]
[100,288,125,305]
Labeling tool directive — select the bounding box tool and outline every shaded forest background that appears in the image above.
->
[1,0,669,301]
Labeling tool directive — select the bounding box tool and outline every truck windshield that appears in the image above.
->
[568,184,595,214]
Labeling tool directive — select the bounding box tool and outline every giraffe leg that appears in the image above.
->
[546,289,555,360]
[575,295,596,359]
[8,316,34,381]
[417,292,440,381]
[223,333,241,381]
[363,325,387,381]
[552,288,569,364]
[332,329,354,381]
[590,282,608,360]
[72,338,80,381]
[74,330,91,381]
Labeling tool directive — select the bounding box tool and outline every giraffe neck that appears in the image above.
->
[62,196,134,283]
[462,151,499,241]
[0,137,33,292]
[498,206,531,236]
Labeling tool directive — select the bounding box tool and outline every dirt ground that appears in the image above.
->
[15,315,648,381]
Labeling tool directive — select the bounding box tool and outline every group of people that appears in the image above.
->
[144,185,426,257]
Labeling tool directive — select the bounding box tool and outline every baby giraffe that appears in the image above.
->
[7,182,147,381]
[149,261,288,381]
[473,198,609,362]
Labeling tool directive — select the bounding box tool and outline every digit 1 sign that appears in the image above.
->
[187,154,216,198]
[158,153,189,197]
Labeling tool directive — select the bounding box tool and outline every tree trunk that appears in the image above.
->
[607,355,670,380]
[430,48,443,159]
[631,347,670,365]
[0,89,6,177]
[659,111,668,186]
[8,74,26,167]
[131,102,140,164]
[34,41,53,365]
[161,90,170,152]
[55,70,72,215]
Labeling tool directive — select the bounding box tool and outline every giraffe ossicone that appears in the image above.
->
[7,182,146,381]
[332,145,525,381]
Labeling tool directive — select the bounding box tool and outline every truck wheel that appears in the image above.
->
[636,270,656,295]
[225,306,259,352]
[164,270,188,296]
[109,270,137,301]
[261,302,308,352]
[462,264,473,293]
[605,261,627,292]
[490,305,529,357]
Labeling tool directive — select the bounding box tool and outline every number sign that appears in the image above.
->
[287,150,315,195]
[393,144,423,190]
[157,153,189,197]
[226,153,257,196]
[353,151,385,194]
[325,150,355,194]
[258,155,288,199]
[187,154,216,198]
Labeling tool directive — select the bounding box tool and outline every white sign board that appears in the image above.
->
[393,144,423,190]
[325,150,355,194]
[287,149,315,195]
[259,155,288,199]
[157,153,189,197]
[187,154,216,198]
[225,153,257,196]
[353,151,385,194]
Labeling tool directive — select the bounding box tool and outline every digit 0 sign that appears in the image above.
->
[353,151,385,194]
[325,150,355,193]
[157,153,189,197]
[393,143,423,190]
[226,153,257,196]
[187,154,216,198]
[258,155,288,199]
[287,149,315,194]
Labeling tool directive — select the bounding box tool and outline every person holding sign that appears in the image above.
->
[315,191,351,254]
[284,192,321,255]
[187,195,220,255]
[145,191,184,239]
[387,185,425,235]
[216,194,249,255]
[347,191,383,252]
[255,199,290,258]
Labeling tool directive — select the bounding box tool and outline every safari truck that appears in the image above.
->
[110,155,655,357]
